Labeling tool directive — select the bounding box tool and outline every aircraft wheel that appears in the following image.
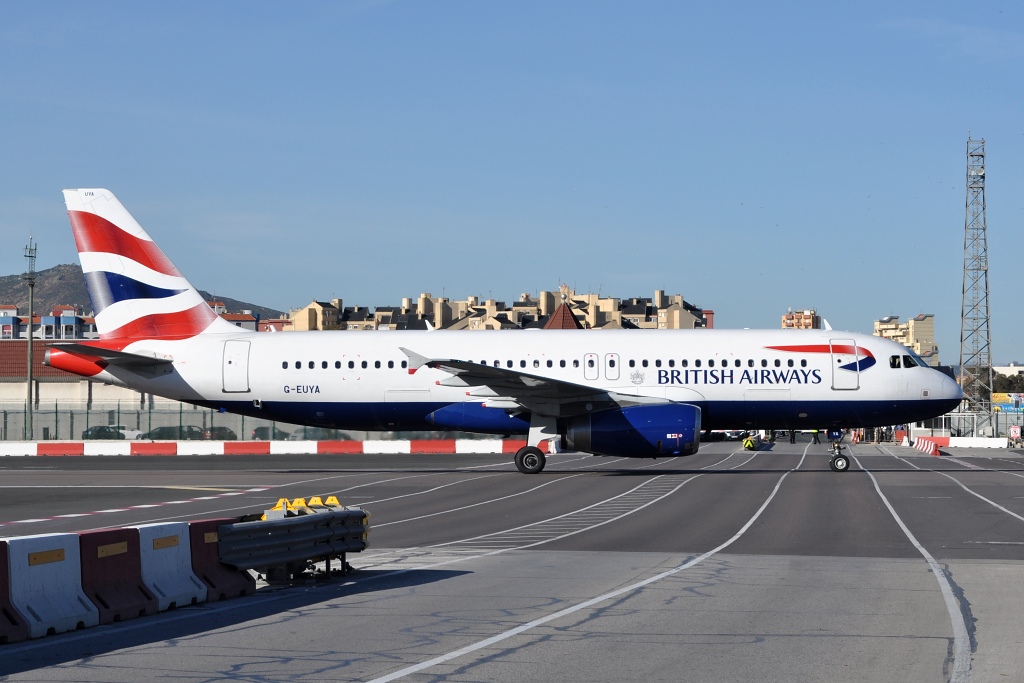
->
[830,455,850,472]
[515,446,546,474]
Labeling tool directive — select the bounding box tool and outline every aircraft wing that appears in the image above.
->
[400,347,668,417]
[49,343,174,367]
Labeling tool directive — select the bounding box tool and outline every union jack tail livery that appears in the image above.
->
[63,188,236,340]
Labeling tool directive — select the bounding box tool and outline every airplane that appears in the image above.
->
[46,189,963,474]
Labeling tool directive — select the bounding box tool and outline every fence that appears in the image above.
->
[0,400,490,443]
[0,400,365,442]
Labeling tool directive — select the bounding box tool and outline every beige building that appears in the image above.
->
[782,309,821,330]
[286,288,708,332]
[873,314,939,366]
[289,300,341,331]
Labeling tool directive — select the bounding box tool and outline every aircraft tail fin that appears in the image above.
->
[63,189,238,340]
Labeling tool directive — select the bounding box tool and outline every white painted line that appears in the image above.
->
[366,451,807,683]
[852,455,971,683]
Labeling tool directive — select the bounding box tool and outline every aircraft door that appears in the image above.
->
[222,340,251,393]
[830,338,859,390]
[604,353,620,381]
[584,353,599,381]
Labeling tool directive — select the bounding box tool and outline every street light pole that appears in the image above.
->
[23,238,37,441]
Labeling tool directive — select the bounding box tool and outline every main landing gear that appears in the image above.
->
[515,446,546,474]
[828,442,850,472]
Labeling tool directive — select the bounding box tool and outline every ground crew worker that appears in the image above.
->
[743,434,756,450]
[812,429,820,444]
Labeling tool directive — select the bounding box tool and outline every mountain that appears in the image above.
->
[0,264,284,320]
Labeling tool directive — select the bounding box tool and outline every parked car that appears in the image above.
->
[111,425,142,440]
[251,426,291,440]
[201,426,238,440]
[82,425,125,440]
[139,425,204,440]
[287,427,352,441]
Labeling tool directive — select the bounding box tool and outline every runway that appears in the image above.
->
[2,439,1023,682]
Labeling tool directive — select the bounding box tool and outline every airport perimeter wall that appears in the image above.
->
[0,438,551,457]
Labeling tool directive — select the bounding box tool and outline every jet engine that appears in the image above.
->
[564,404,701,457]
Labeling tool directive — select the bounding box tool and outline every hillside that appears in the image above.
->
[0,264,284,320]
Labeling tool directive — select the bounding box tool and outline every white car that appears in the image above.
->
[111,425,143,440]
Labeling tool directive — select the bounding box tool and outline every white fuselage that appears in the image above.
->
[91,327,962,433]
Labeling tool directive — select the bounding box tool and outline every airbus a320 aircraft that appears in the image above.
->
[46,189,962,473]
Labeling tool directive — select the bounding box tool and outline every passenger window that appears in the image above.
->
[520,360,526,368]
[282,361,288,369]
[560,360,566,368]
[494,360,500,367]
[388,360,394,369]
[695,360,702,368]
[322,361,328,369]
[774,359,781,367]
[348,361,355,369]
[308,361,315,369]
[295,361,301,369]
[801,359,807,367]
[573,359,580,368]
[401,360,407,368]
[534,360,540,368]
[668,359,675,368]
[788,359,794,367]
[547,360,553,368]
[629,360,635,368]
[761,359,768,367]
[709,360,715,368]
[903,355,918,368]
[681,360,688,368]
[507,360,513,368]
[748,359,754,367]
[642,360,649,368]
[655,359,662,368]
[374,361,381,369]
[587,359,595,368]
[335,361,341,369]
[361,361,367,369]
[890,355,901,369]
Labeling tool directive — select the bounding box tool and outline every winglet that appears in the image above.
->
[399,347,430,374]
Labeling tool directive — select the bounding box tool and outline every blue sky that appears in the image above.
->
[2,2,1022,363]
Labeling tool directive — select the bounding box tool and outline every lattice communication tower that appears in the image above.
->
[959,138,993,413]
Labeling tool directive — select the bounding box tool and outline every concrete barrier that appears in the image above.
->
[7,438,554,457]
[0,541,31,644]
[4,533,99,637]
[914,438,940,456]
[78,528,158,624]
[133,522,208,610]
[456,439,504,454]
[187,519,255,602]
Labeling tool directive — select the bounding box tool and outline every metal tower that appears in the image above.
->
[23,237,37,440]
[959,138,993,415]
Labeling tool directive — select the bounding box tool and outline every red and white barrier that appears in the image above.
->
[913,438,940,456]
[0,439,551,456]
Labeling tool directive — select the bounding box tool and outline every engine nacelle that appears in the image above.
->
[565,404,701,457]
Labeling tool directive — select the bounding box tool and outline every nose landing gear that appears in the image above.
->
[828,441,850,472]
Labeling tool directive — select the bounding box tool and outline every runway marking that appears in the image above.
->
[374,475,584,527]
[852,454,972,683]
[364,449,806,683]
[0,487,272,528]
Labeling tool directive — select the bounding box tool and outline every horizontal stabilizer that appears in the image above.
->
[49,343,174,367]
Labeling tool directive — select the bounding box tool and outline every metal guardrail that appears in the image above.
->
[217,506,370,582]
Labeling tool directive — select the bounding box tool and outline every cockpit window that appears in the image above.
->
[902,354,918,368]
[890,355,901,369]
